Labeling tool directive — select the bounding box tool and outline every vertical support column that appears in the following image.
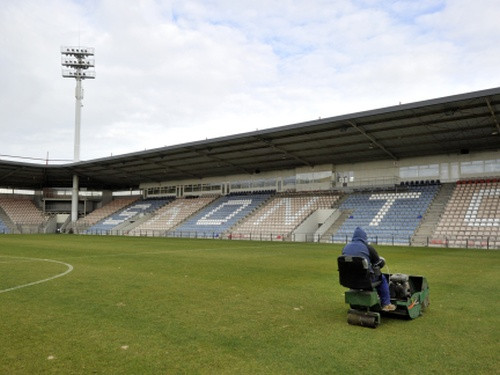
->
[101,190,113,206]
[74,78,82,162]
[71,78,82,224]
[71,175,79,223]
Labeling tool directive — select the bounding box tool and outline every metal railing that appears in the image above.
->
[0,229,498,250]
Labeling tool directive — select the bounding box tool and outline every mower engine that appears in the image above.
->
[389,273,411,299]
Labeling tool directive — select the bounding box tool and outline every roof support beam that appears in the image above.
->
[70,166,140,189]
[0,167,24,185]
[485,98,500,134]
[255,137,313,167]
[346,121,398,160]
[192,149,253,175]
[153,161,201,179]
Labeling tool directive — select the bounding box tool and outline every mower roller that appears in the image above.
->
[338,255,429,328]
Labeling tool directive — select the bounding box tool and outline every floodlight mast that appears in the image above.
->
[61,46,95,225]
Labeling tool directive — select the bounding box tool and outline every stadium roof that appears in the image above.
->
[1,87,500,191]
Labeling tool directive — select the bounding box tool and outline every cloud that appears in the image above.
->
[1,0,500,163]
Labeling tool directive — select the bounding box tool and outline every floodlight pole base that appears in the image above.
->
[71,78,82,224]
[71,174,79,223]
[74,78,82,162]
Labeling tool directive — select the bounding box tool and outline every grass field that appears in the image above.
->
[0,235,498,374]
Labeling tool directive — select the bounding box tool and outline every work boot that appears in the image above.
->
[382,304,396,312]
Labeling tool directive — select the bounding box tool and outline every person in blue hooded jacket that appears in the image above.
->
[342,227,396,312]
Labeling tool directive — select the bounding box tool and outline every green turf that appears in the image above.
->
[0,235,498,374]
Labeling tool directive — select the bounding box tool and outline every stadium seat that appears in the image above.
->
[129,196,217,236]
[173,193,272,237]
[431,179,500,247]
[332,185,439,244]
[230,193,339,240]
[85,198,172,234]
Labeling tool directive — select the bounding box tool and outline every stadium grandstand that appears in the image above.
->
[0,87,499,249]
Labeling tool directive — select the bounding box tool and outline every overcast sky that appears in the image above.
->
[1,0,499,164]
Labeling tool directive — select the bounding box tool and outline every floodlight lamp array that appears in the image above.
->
[61,46,94,56]
[62,58,95,68]
[61,46,95,79]
[61,70,96,79]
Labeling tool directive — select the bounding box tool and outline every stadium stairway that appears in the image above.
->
[411,183,454,246]
[320,210,352,243]
[227,193,339,241]
[318,194,350,242]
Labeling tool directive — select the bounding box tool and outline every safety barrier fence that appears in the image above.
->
[0,229,498,250]
[84,229,500,250]
[0,226,47,234]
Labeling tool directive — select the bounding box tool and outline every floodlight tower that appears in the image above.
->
[61,46,95,224]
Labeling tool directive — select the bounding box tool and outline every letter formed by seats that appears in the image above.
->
[196,199,252,226]
[368,192,420,227]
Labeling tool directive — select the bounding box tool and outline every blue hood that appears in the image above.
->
[352,227,368,243]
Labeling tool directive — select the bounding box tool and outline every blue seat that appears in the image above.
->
[174,194,271,237]
[333,186,438,243]
[87,198,172,233]
[0,217,9,233]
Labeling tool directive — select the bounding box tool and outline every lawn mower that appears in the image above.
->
[337,255,429,328]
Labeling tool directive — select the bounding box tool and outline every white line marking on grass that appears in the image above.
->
[0,256,73,294]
